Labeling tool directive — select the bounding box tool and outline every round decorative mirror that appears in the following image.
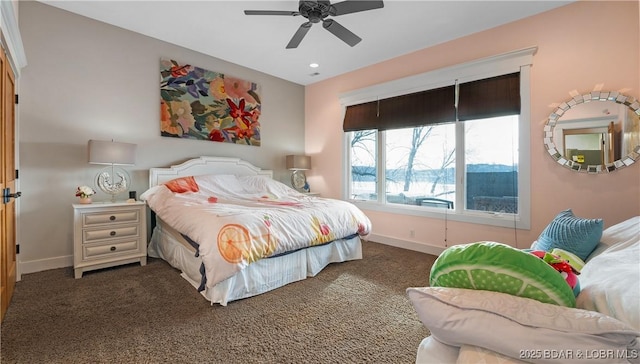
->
[543,91,640,173]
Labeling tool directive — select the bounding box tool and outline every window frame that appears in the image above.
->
[340,47,535,229]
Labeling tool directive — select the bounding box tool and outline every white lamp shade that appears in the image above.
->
[286,155,311,170]
[88,140,136,165]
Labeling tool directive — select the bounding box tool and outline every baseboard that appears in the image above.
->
[18,255,73,280]
[366,234,446,256]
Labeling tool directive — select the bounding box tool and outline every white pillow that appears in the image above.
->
[576,235,640,330]
[407,287,639,364]
[587,216,640,261]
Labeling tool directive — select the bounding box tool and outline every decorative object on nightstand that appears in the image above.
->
[72,201,147,278]
[88,139,137,202]
[75,185,96,204]
[286,154,311,192]
[76,186,96,204]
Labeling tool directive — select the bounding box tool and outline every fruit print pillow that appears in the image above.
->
[164,176,199,193]
[429,241,576,307]
[528,250,581,297]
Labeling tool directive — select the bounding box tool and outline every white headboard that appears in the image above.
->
[149,156,273,187]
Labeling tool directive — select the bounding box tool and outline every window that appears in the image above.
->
[341,48,534,229]
[384,124,456,207]
[464,116,519,214]
[350,130,377,201]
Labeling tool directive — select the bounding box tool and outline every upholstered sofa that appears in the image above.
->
[407,216,640,364]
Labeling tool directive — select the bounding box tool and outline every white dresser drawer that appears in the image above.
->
[83,210,139,226]
[83,240,140,259]
[83,225,139,243]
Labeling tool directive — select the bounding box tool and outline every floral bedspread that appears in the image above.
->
[141,174,372,289]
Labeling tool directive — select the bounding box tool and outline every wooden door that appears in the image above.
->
[0,45,17,322]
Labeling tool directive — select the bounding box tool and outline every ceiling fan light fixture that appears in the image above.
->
[309,63,319,68]
[244,0,384,49]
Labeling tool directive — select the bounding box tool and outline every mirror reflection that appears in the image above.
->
[544,91,640,173]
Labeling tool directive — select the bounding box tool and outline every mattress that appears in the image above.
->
[148,218,362,305]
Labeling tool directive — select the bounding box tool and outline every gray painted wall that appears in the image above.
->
[18,2,305,274]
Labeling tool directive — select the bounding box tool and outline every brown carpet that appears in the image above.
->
[1,241,436,364]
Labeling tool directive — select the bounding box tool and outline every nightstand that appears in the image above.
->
[73,201,147,278]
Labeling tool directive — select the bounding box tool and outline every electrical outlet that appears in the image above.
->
[409,230,415,238]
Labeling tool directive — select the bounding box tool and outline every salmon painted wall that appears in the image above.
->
[305,1,639,251]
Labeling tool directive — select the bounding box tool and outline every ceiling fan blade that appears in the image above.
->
[244,10,299,16]
[322,19,361,47]
[286,22,313,49]
[330,1,384,16]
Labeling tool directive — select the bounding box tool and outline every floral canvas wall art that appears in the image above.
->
[160,58,262,146]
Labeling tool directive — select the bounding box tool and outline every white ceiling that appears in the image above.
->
[40,0,573,85]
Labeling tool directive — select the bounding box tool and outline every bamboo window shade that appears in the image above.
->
[343,72,520,132]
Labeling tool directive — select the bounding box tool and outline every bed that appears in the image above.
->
[141,156,372,306]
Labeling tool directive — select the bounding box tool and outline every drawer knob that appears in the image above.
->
[109,215,116,221]
[110,231,116,236]
[110,246,116,251]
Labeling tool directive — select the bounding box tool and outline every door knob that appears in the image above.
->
[2,188,21,204]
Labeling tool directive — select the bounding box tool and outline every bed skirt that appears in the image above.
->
[147,221,363,306]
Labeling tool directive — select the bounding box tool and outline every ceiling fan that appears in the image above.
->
[244,1,384,49]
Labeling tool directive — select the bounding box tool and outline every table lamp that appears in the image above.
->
[286,154,311,192]
[88,139,136,202]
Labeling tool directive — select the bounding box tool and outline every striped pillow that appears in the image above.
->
[536,209,603,261]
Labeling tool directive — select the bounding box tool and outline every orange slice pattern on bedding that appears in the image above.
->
[217,222,279,264]
[217,224,251,263]
[165,176,199,193]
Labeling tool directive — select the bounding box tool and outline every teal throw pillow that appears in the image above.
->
[536,209,603,261]
[430,241,576,307]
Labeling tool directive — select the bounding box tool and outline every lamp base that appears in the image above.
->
[291,170,309,193]
[95,166,130,202]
